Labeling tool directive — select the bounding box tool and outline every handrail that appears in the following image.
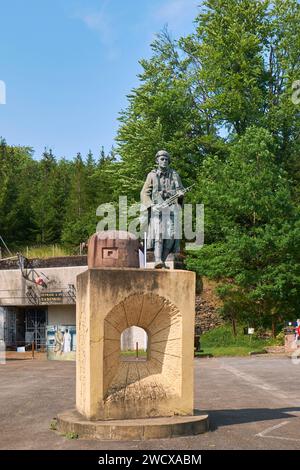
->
[6,341,38,359]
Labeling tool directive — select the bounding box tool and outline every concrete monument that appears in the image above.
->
[56,229,208,440]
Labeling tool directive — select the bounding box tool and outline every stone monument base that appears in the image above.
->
[57,409,209,441]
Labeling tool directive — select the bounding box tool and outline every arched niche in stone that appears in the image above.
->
[102,293,182,420]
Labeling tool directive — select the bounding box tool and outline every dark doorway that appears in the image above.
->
[3,307,17,348]
[24,308,48,351]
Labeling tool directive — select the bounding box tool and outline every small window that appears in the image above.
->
[102,247,118,259]
[120,326,148,361]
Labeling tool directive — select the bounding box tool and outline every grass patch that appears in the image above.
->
[49,419,57,431]
[8,245,72,259]
[23,245,71,259]
[64,432,79,440]
[120,350,147,357]
[197,324,281,357]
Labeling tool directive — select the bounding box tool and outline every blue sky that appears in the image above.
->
[0,0,199,160]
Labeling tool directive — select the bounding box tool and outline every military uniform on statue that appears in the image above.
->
[140,150,185,269]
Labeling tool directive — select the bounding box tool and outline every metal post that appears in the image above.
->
[31,341,34,359]
[0,236,12,256]
[144,232,147,268]
[136,342,139,359]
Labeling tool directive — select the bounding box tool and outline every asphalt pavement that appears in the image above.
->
[0,355,299,450]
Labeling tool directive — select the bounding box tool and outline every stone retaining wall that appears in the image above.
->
[195,278,224,333]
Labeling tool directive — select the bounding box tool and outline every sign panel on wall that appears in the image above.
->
[46,325,76,361]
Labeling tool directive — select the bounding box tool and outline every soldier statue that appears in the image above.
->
[140,150,186,269]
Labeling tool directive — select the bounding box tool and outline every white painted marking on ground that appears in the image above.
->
[258,435,300,442]
[256,421,300,442]
[220,363,300,404]
[257,421,289,436]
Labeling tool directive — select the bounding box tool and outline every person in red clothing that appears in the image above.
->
[295,319,300,344]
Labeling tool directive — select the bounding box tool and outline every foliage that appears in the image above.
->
[1,0,300,332]
[19,245,71,259]
[49,419,57,431]
[0,141,117,251]
[186,127,300,330]
[63,432,78,440]
[199,324,280,356]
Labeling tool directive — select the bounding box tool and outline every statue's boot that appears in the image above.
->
[162,262,170,269]
[154,261,164,269]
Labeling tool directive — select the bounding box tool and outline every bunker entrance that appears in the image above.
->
[1,307,47,351]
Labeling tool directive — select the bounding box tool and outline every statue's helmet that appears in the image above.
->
[155,149,171,162]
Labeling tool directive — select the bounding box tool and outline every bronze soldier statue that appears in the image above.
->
[140,150,185,269]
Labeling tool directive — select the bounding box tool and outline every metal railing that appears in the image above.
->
[5,341,37,359]
[0,284,76,306]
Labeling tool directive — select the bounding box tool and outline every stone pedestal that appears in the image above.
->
[285,334,298,353]
[57,267,209,439]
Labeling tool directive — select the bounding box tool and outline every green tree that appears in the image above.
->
[61,153,90,246]
[186,127,300,334]
[182,0,300,169]
[116,28,223,200]
[31,148,65,244]
[113,0,300,332]
[0,141,36,246]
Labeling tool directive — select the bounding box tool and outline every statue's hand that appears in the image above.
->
[158,190,169,200]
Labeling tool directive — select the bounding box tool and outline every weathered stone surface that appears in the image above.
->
[104,304,128,334]
[88,231,140,268]
[123,295,144,326]
[57,409,209,441]
[76,268,195,421]
[284,334,297,353]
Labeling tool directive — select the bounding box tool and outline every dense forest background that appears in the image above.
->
[1,0,300,330]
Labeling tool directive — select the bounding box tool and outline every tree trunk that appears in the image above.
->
[232,317,237,337]
[272,319,276,339]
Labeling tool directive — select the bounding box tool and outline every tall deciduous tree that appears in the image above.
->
[116,27,224,199]
[186,127,300,333]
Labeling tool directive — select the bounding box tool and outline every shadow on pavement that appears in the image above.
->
[205,407,300,431]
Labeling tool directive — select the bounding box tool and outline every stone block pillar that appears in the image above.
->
[76,268,195,421]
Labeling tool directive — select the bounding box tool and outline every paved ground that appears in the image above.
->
[0,355,300,450]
